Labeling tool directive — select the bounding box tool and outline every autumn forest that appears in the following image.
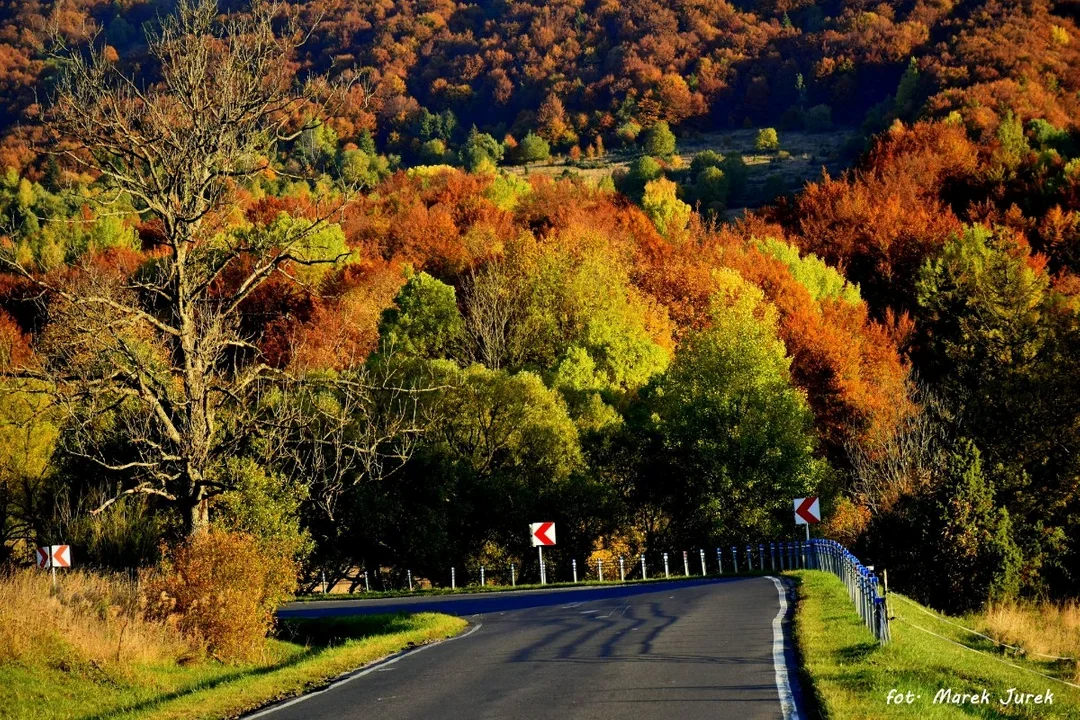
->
[0,0,1079,635]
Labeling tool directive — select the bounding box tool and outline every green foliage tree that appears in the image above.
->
[516,132,551,164]
[339,149,387,188]
[693,166,729,212]
[755,127,780,152]
[379,271,466,360]
[212,457,314,565]
[893,57,921,120]
[641,178,691,236]
[803,104,833,132]
[755,237,861,304]
[459,126,505,173]
[643,121,676,158]
[420,138,448,164]
[639,271,824,542]
[915,225,1080,595]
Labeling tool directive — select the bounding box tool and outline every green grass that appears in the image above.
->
[791,570,1080,719]
[0,612,467,720]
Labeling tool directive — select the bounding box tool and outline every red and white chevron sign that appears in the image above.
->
[794,497,821,525]
[530,522,556,546]
[36,545,72,569]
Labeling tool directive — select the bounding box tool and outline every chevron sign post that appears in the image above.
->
[530,522,555,585]
[36,544,72,588]
[794,497,820,541]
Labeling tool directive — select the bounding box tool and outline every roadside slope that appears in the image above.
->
[792,570,1080,719]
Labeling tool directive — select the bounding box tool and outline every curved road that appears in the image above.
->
[255,577,802,720]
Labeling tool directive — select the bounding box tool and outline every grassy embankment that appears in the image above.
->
[792,569,1080,719]
[0,569,467,720]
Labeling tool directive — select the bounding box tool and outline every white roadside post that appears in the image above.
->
[572,558,578,583]
[663,552,670,578]
[451,567,456,590]
[364,570,370,592]
[640,554,647,580]
[716,548,723,574]
[731,546,738,572]
[682,550,689,576]
[480,566,485,587]
[408,570,413,592]
[699,549,706,575]
[511,564,516,587]
[598,559,603,582]
[619,556,625,582]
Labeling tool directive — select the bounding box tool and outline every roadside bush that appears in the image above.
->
[142,528,297,661]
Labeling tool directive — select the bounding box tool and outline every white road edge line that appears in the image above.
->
[244,621,484,719]
[767,576,800,720]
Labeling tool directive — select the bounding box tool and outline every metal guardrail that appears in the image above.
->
[324,538,890,644]
[806,539,891,644]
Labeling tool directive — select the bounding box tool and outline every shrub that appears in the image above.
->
[142,529,297,661]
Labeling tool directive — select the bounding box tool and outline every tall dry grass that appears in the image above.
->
[981,600,1080,681]
[0,567,191,670]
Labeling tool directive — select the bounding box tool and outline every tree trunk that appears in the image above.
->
[187,497,210,535]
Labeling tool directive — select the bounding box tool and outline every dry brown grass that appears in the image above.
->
[0,567,190,670]
[980,600,1080,681]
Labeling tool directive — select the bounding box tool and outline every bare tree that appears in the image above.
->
[0,0,368,533]
[460,256,527,370]
[847,380,956,513]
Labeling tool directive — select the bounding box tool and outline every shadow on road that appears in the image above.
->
[278,577,753,619]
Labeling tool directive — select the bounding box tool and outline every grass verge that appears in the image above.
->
[0,611,467,720]
[791,569,1080,719]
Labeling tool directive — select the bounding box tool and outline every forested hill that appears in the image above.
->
[0,0,1079,621]
[2,0,1080,167]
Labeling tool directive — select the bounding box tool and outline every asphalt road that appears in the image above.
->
[255,577,802,720]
